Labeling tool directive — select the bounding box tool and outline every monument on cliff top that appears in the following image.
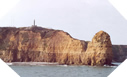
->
[32,19,37,27]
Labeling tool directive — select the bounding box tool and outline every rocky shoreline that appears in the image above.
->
[6,62,119,67]
[6,62,59,66]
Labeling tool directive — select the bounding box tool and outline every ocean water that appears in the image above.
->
[10,64,118,77]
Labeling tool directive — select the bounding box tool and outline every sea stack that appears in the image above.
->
[82,31,113,66]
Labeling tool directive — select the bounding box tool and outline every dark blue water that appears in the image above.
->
[10,65,117,77]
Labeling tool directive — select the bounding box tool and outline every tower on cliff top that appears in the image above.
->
[32,19,37,27]
[34,19,35,26]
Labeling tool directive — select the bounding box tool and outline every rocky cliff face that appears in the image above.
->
[81,31,112,66]
[112,45,127,62]
[0,26,87,64]
[0,27,113,66]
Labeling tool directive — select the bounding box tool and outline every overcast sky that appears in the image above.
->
[0,0,127,45]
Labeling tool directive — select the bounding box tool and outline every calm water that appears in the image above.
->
[10,65,117,77]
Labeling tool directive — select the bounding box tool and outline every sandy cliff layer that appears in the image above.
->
[0,27,113,66]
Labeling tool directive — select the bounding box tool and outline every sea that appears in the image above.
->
[9,62,120,77]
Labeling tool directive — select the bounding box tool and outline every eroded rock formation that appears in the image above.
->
[0,27,113,66]
[81,31,112,66]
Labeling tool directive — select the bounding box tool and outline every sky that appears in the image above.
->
[0,0,127,45]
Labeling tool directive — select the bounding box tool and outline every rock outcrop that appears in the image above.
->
[0,27,113,66]
[81,31,112,66]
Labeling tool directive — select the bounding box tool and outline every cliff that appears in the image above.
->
[0,26,113,66]
[81,31,112,66]
[0,26,87,64]
[112,45,127,62]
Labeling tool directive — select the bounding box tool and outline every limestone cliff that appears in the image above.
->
[81,31,112,66]
[0,26,87,64]
[0,27,113,66]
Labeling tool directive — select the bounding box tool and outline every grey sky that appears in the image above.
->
[0,0,127,45]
